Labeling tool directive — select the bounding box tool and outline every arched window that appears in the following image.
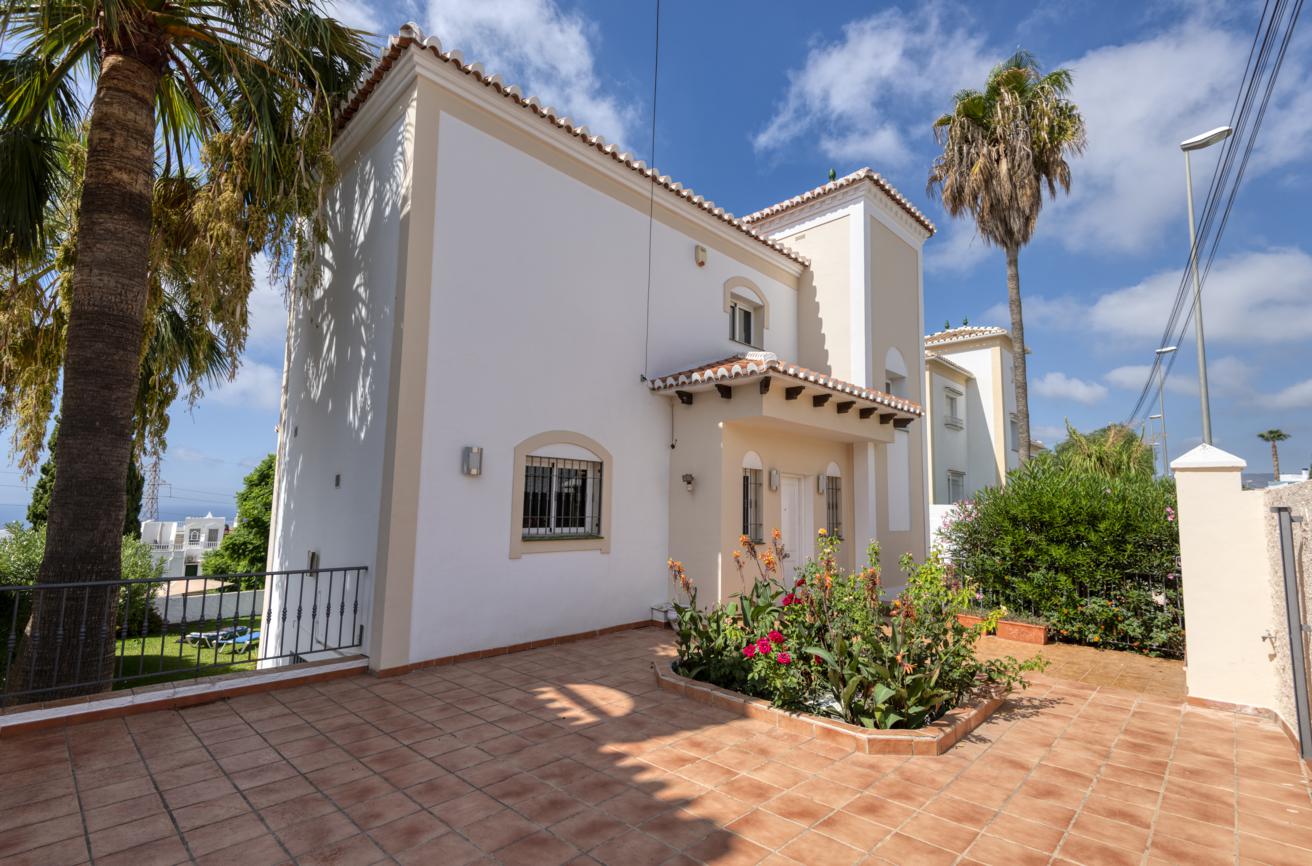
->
[724,277,769,348]
[823,462,842,539]
[741,451,763,543]
[510,431,613,558]
[884,347,908,398]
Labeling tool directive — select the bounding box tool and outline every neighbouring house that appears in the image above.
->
[922,326,1021,541]
[265,25,934,674]
[140,513,229,576]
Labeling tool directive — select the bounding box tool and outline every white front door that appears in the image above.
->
[780,475,808,563]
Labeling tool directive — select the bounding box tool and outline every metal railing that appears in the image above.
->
[973,570,1186,658]
[1,566,367,708]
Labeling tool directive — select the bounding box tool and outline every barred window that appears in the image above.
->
[522,456,603,539]
[825,476,842,539]
[948,470,966,503]
[742,468,763,543]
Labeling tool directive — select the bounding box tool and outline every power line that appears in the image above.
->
[1125,0,1302,428]
[640,0,662,381]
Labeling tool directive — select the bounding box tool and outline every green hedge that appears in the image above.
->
[939,454,1183,656]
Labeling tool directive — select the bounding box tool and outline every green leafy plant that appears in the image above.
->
[941,443,1182,656]
[669,532,1043,729]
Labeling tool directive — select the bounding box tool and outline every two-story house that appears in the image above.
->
[922,326,1021,540]
[140,513,229,576]
[266,26,935,673]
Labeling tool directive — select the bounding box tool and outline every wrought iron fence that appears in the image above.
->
[0,566,367,708]
[972,570,1185,658]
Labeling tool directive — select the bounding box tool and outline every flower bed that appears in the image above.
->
[667,532,1043,734]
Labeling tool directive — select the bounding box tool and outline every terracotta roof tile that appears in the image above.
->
[649,353,922,416]
[742,168,936,237]
[335,25,809,267]
[923,325,1009,347]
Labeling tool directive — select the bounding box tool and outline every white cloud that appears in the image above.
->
[246,259,289,362]
[979,295,1086,331]
[324,0,383,34]
[1032,371,1108,405]
[1105,356,1254,399]
[1269,379,1312,409]
[753,4,992,166]
[1088,248,1312,344]
[926,224,991,275]
[1049,19,1312,254]
[426,0,637,147]
[209,362,282,411]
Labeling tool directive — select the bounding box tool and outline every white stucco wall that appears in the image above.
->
[403,111,798,662]
[267,111,408,657]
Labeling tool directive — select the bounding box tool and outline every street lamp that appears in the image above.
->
[1180,125,1232,444]
[1154,346,1177,474]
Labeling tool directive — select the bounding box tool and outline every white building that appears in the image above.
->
[923,326,1021,540]
[266,26,936,673]
[140,513,228,577]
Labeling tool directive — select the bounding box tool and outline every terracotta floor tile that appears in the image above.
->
[345,789,420,829]
[728,808,808,849]
[298,832,387,866]
[497,830,581,866]
[842,793,915,829]
[1058,831,1142,866]
[965,833,1051,866]
[0,835,89,866]
[1238,832,1312,866]
[92,833,190,866]
[464,807,540,851]
[183,810,269,857]
[1147,831,1235,866]
[639,808,717,850]
[550,807,629,850]
[684,829,774,866]
[395,831,484,866]
[984,811,1064,853]
[590,829,677,866]
[871,831,957,866]
[88,813,178,859]
[274,809,358,856]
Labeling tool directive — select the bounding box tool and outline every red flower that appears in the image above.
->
[767,630,785,644]
[742,643,757,657]
[794,577,805,588]
[776,652,792,664]
[756,638,772,653]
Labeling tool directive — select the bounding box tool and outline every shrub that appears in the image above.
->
[669,532,1041,729]
[940,450,1182,655]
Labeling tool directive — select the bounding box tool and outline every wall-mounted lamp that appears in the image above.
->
[461,446,483,477]
[817,475,828,495]
[768,469,780,491]
[681,473,695,493]
[694,244,708,268]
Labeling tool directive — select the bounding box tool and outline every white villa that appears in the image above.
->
[140,513,229,577]
[267,26,937,674]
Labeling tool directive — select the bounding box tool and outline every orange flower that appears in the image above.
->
[772,528,782,541]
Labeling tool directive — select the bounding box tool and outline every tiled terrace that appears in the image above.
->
[1,628,1308,866]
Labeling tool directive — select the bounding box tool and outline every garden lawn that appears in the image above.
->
[113,617,261,689]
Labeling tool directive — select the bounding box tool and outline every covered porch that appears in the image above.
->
[650,353,922,602]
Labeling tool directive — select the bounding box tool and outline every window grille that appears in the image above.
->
[742,468,763,543]
[207,528,220,543]
[522,456,603,539]
[730,301,757,346]
[948,471,966,503]
[825,477,842,539]
[188,529,201,544]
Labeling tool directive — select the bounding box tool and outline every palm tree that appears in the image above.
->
[0,2,371,700]
[1258,429,1290,479]
[927,51,1086,461]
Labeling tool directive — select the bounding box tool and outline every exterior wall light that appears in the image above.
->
[817,475,827,495]
[768,469,780,491]
[694,244,708,268]
[681,473,695,493]
[461,446,483,477]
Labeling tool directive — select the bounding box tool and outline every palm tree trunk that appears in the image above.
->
[1272,442,1281,479]
[1005,246,1032,461]
[7,51,161,703]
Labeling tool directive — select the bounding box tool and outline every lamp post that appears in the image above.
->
[1154,346,1177,474]
[1180,125,1232,445]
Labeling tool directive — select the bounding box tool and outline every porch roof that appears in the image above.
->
[649,353,923,421]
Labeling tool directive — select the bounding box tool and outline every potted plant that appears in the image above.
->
[994,611,1049,645]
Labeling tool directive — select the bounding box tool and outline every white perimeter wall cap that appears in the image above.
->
[1170,443,1247,471]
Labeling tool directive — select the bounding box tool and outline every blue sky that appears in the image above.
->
[3,0,1310,523]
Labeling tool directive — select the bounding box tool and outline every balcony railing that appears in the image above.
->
[0,566,367,708]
